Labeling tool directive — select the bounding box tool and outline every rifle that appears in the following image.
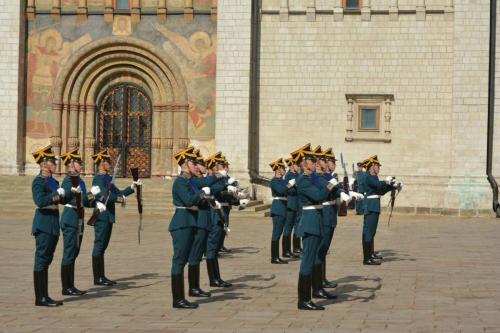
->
[87,153,121,226]
[348,163,356,209]
[338,153,349,216]
[206,195,230,234]
[70,175,84,248]
[387,178,402,227]
[130,167,143,245]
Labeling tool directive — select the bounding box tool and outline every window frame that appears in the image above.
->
[358,105,380,132]
[113,0,131,13]
[343,0,363,10]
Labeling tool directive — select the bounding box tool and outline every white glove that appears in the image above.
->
[218,170,227,177]
[227,177,237,185]
[349,178,355,188]
[57,188,65,196]
[385,176,395,183]
[131,179,143,190]
[395,181,403,189]
[90,185,101,196]
[237,191,248,199]
[202,187,211,195]
[349,191,364,200]
[227,185,238,193]
[239,198,250,207]
[214,200,222,209]
[340,192,351,203]
[328,178,338,186]
[288,179,296,187]
[96,201,106,213]
[71,185,81,194]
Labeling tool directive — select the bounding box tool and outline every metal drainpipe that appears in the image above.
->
[248,0,270,188]
[487,0,500,217]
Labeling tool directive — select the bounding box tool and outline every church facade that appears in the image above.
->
[1,0,499,215]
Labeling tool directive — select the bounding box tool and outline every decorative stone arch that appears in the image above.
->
[51,36,189,176]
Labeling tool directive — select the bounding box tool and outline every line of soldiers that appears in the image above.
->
[268,144,403,310]
[169,147,250,309]
[31,145,141,307]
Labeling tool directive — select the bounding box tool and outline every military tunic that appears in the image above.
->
[363,174,392,241]
[60,174,94,265]
[188,174,220,266]
[91,173,134,257]
[284,171,299,238]
[169,174,202,274]
[32,174,65,271]
[206,178,228,260]
[270,176,288,241]
[296,172,330,275]
[355,171,367,215]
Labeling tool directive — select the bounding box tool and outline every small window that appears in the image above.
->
[115,0,130,10]
[344,0,361,10]
[358,107,379,131]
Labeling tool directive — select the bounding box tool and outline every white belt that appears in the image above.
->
[322,201,337,206]
[176,206,199,211]
[64,204,77,209]
[37,205,58,210]
[366,195,381,199]
[273,197,287,201]
[219,203,230,207]
[302,205,323,210]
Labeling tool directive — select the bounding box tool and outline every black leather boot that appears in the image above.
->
[271,240,288,264]
[41,269,63,306]
[207,258,231,287]
[322,262,338,289]
[100,256,117,285]
[214,257,232,287]
[34,270,61,307]
[363,240,381,265]
[69,263,86,295]
[370,240,383,260]
[297,273,324,310]
[172,273,198,309]
[93,256,113,286]
[293,235,302,254]
[188,265,211,297]
[312,264,337,299]
[219,233,232,253]
[282,235,298,258]
[61,264,85,295]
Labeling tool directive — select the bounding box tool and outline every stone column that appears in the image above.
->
[162,105,174,176]
[306,0,315,22]
[158,0,167,21]
[211,0,217,23]
[280,0,289,22]
[333,0,343,22]
[184,0,194,22]
[361,0,370,21]
[384,98,392,143]
[152,104,164,176]
[345,98,354,142]
[50,103,63,173]
[51,0,61,20]
[77,0,88,23]
[131,0,141,23]
[416,0,426,21]
[84,104,96,175]
[389,0,398,21]
[444,0,453,21]
[171,103,188,174]
[104,0,113,23]
[27,0,36,20]
[68,103,80,149]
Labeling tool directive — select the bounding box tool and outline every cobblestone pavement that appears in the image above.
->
[1,209,500,333]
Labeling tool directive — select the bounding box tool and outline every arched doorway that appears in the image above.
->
[97,84,152,177]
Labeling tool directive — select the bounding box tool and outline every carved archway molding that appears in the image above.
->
[51,37,189,176]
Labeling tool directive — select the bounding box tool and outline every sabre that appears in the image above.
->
[70,175,84,249]
[130,167,143,245]
[338,153,349,216]
[387,179,402,227]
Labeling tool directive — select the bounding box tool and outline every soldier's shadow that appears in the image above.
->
[63,273,162,303]
[377,249,416,262]
[208,274,277,294]
[316,275,382,306]
[194,291,252,304]
[217,246,260,256]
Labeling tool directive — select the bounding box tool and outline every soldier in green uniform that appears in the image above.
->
[362,155,402,265]
[59,147,101,296]
[290,143,311,254]
[218,155,237,254]
[282,157,300,258]
[31,145,66,307]
[90,150,138,286]
[354,162,366,215]
[269,158,289,264]
[187,149,224,298]
[204,153,233,288]
[295,149,340,310]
